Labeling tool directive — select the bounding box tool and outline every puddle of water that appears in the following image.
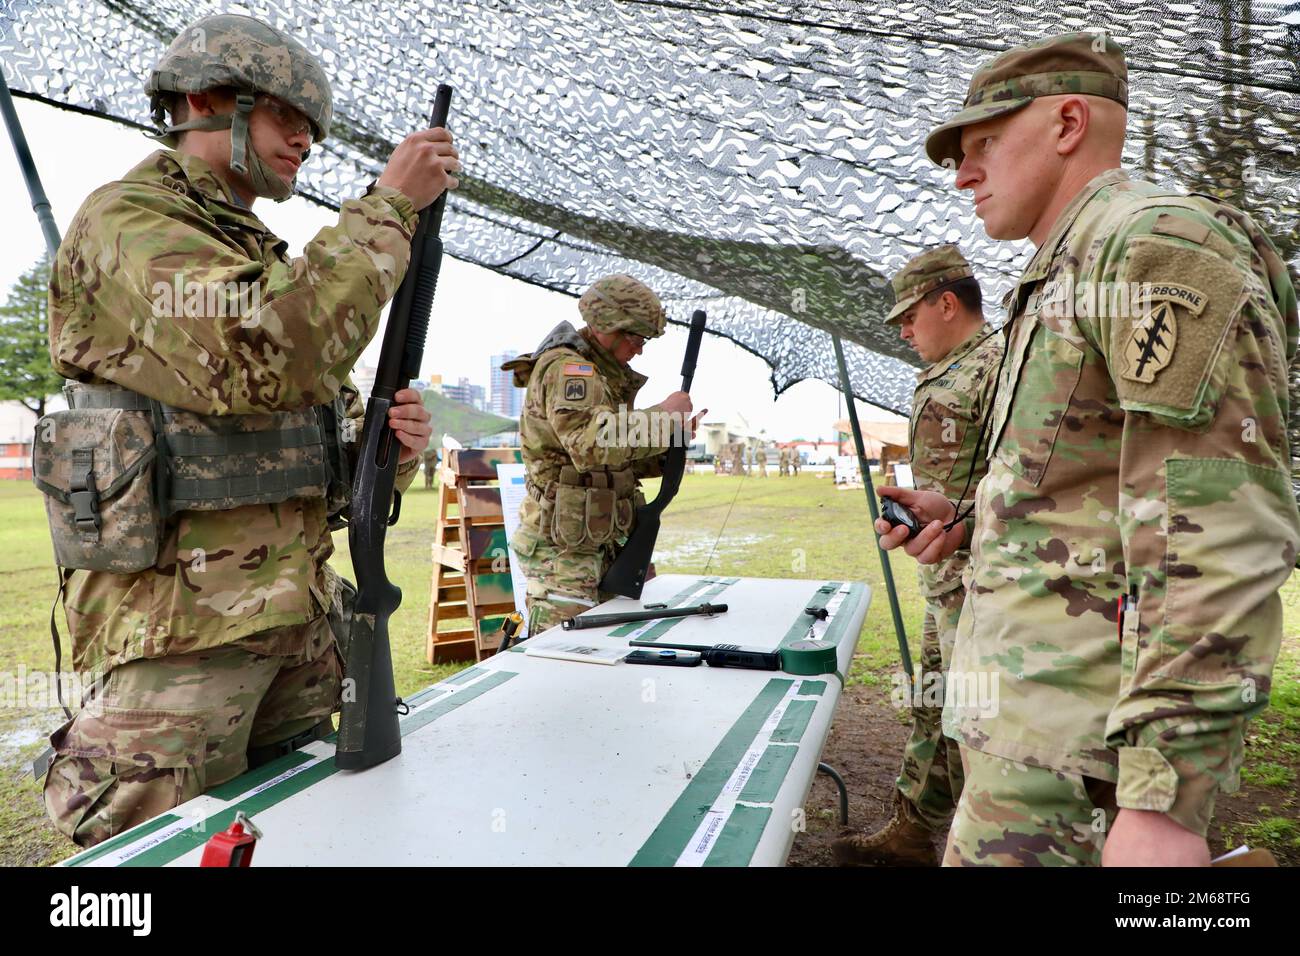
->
[0,715,55,769]
[654,532,770,570]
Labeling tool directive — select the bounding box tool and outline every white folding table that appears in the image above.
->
[64,574,871,867]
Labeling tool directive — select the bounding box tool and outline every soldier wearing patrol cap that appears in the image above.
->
[878,31,1299,865]
[834,245,1002,866]
[36,13,459,847]
[504,275,702,632]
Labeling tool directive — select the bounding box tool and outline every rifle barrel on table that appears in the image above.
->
[561,602,728,631]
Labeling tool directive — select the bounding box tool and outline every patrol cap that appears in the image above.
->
[578,274,667,338]
[885,245,974,324]
[925,31,1128,168]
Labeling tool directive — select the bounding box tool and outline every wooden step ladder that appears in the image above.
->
[426,448,524,663]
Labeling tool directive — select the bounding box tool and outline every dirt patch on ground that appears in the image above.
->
[789,674,1299,867]
[788,680,945,866]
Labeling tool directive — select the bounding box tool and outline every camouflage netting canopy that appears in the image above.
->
[2,0,1298,415]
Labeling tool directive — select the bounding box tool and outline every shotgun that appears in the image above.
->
[335,84,453,770]
[599,309,706,598]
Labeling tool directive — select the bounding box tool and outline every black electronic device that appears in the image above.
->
[625,648,703,667]
[881,497,921,540]
[629,639,782,671]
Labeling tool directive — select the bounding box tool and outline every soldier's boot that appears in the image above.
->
[831,796,937,867]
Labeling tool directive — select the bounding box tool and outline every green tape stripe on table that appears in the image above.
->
[776,581,867,681]
[736,745,798,804]
[62,812,189,868]
[206,749,321,801]
[609,579,707,636]
[445,666,488,685]
[400,670,516,735]
[629,677,793,867]
[771,699,816,743]
[121,757,340,867]
[703,804,772,867]
[66,670,519,868]
[819,584,867,648]
[404,683,449,708]
[613,577,740,642]
[777,581,843,648]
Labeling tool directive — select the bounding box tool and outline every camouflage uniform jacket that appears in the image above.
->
[508,322,667,543]
[908,327,1003,597]
[947,168,1300,835]
[48,149,421,676]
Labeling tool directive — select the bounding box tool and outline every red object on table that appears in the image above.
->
[200,812,261,867]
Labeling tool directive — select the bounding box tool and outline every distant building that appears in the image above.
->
[443,377,486,412]
[0,401,38,479]
[489,351,523,419]
[790,440,840,465]
[697,420,765,458]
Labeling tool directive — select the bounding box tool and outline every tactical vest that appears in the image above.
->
[507,323,643,549]
[531,462,640,549]
[32,382,351,574]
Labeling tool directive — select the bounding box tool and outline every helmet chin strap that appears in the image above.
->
[150,91,296,203]
[229,93,295,203]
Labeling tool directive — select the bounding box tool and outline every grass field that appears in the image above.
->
[1,474,1297,866]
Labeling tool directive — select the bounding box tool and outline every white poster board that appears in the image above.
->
[834,455,860,484]
[892,462,915,489]
[496,463,530,625]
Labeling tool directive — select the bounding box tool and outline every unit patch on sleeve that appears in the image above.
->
[1122,288,1207,384]
[1112,236,1245,415]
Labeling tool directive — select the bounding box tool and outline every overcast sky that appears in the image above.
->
[0,97,905,440]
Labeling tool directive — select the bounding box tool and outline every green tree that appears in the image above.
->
[0,254,62,419]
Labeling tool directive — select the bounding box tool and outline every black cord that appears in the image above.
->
[48,567,72,719]
[703,463,747,575]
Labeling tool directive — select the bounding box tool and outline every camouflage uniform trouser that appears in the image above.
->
[895,587,966,830]
[43,625,342,848]
[943,748,1118,866]
[512,538,616,633]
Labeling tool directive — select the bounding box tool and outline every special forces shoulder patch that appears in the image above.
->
[1113,237,1245,417]
[1122,284,1206,384]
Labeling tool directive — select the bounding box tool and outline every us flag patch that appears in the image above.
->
[563,363,594,376]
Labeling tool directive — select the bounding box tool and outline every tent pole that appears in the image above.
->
[830,334,914,685]
[1,71,62,257]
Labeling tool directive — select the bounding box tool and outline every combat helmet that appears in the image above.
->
[145,14,332,201]
[578,275,667,338]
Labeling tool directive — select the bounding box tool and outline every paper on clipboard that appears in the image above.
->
[496,462,530,624]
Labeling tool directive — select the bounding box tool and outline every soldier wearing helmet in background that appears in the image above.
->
[37,14,459,847]
[503,275,703,632]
